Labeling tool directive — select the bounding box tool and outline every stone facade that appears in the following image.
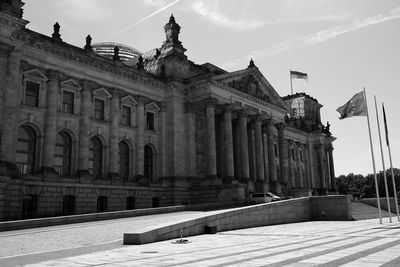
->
[0,2,336,220]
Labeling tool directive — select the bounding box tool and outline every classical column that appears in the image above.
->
[254,116,265,191]
[266,119,277,187]
[327,145,336,191]
[41,70,59,173]
[223,105,235,182]
[108,89,121,179]
[239,111,250,181]
[248,120,256,181]
[135,96,146,180]
[276,123,288,194]
[77,80,91,176]
[0,46,20,175]
[233,119,242,180]
[296,142,303,188]
[316,143,327,193]
[205,99,217,178]
[307,139,315,190]
[287,140,294,188]
[304,144,311,190]
[262,124,270,190]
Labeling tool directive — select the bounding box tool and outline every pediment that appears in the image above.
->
[121,95,137,106]
[145,102,160,112]
[213,68,289,110]
[93,87,112,98]
[61,79,81,90]
[23,69,48,81]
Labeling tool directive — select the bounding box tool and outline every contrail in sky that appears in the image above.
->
[106,0,183,41]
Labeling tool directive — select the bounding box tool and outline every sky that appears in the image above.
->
[22,0,400,176]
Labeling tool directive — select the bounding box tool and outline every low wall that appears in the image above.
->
[124,195,352,245]
[360,197,397,213]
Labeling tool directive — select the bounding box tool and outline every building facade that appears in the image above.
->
[0,1,336,220]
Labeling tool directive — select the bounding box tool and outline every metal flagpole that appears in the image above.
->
[290,69,293,95]
[374,95,392,223]
[383,103,400,221]
[364,89,382,224]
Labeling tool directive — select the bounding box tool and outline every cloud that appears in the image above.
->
[248,6,400,59]
[189,0,265,31]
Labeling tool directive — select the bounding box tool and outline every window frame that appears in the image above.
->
[22,69,48,108]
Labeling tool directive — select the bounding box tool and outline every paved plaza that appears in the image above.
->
[0,203,399,266]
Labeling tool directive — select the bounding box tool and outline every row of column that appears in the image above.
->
[203,100,334,193]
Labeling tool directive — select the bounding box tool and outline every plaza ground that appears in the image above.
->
[0,201,399,266]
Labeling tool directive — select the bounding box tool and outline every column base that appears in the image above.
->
[207,175,222,185]
[255,181,266,192]
[223,176,235,184]
[77,169,90,177]
[269,181,282,195]
[0,161,18,177]
[317,187,327,195]
[40,167,57,174]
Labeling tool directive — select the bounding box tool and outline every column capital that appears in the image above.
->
[160,101,167,112]
[185,102,197,113]
[136,95,148,105]
[287,139,295,146]
[276,122,287,134]
[48,69,60,82]
[222,103,235,112]
[205,98,217,108]
[81,79,95,90]
[238,108,251,118]
[110,88,122,98]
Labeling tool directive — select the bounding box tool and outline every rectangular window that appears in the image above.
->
[25,81,40,106]
[146,112,155,131]
[94,99,105,120]
[62,91,74,113]
[121,106,131,126]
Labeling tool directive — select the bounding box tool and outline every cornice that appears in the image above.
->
[13,29,165,90]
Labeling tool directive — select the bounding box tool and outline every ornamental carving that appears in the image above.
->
[228,75,270,102]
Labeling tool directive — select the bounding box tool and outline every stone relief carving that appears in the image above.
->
[228,75,270,102]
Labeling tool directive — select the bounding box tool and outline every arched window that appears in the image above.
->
[119,141,129,181]
[144,145,153,181]
[54,132,72,176]
[16,126,36,174]
[89,137,102,179]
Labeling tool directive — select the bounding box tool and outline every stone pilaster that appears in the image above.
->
[266,119,277,189]
[135,96,146,180]
[254,116,265,191]
[160,102,168,177]
[108,89,121,179]
[77,80,91,176]
[185,103,196,177]
[223,105,235,183]
[239,111,250,181]
[41,70,59,173]
[316,143,327,194]
[205,99,217,178]
[0,176,11,220]
[0,47,20,176]
[328,145,336,191]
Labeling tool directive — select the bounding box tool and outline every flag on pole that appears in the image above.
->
[336,91,367,119]
[290,70,308,80]
[382,103,390,146]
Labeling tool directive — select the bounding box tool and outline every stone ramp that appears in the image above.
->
[351,201,399,221]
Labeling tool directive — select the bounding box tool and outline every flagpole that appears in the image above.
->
[374,95,392,223]
[388,139,400,221]
[290,69,293,95]
[383,103,400,221]
[364,89,382,224]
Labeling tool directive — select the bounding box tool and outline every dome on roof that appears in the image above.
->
[92,42,141,62]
